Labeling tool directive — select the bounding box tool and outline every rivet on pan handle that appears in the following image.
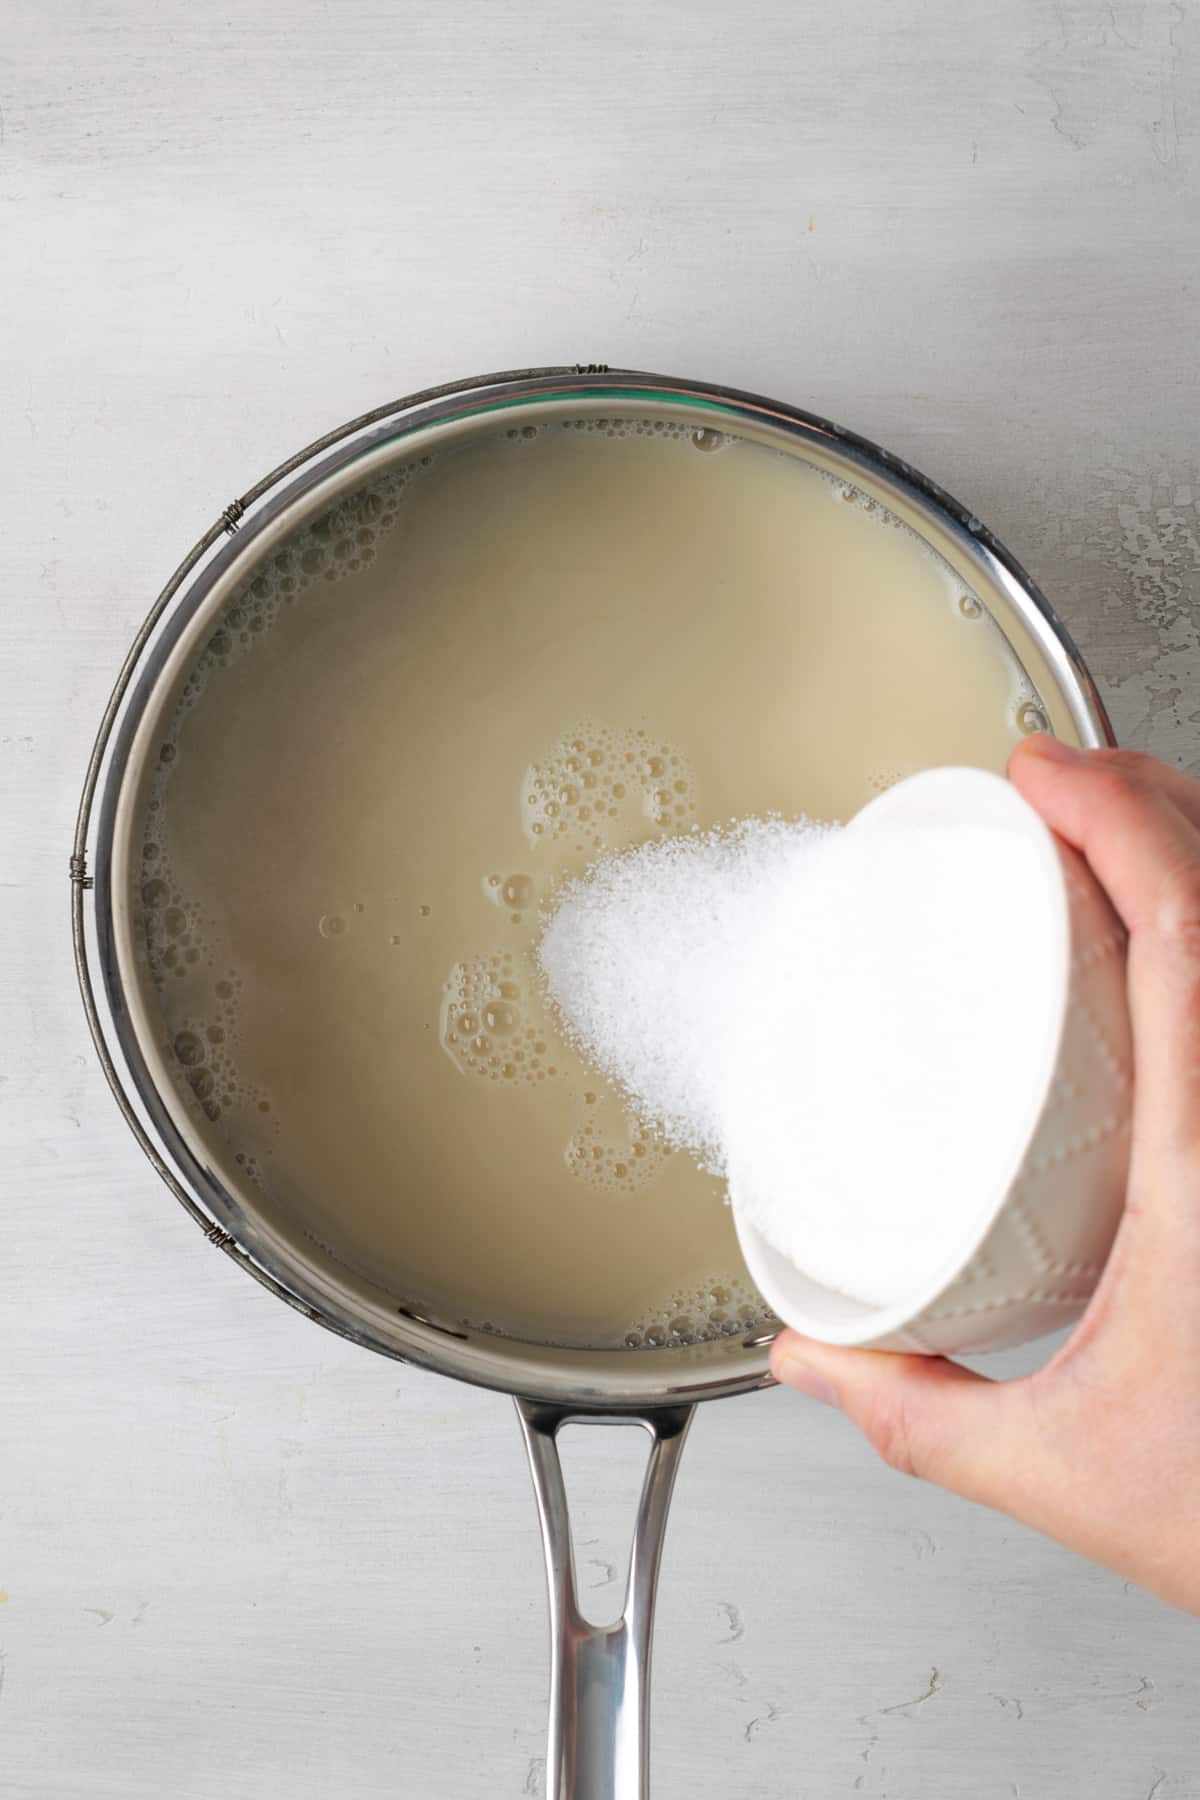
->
[516,1399,693,1800]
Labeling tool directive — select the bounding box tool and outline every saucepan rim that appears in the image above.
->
[72,365,1115,1409]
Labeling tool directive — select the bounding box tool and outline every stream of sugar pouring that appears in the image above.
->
[538,805,1055,1308]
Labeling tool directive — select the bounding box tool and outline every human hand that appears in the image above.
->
[771,738,1200,1612]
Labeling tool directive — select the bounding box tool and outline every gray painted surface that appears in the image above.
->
[2,2,1197,1793]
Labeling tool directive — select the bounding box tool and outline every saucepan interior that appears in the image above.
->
[84,373,1112,1409]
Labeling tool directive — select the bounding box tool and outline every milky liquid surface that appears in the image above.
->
[127,411,1044,1348]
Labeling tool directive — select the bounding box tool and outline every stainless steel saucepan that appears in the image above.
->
[73,367,1114,1798]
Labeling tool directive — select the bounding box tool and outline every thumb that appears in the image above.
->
[770,1330,1037,1513]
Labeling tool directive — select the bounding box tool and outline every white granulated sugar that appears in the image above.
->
[539,811,1055,1309]
[537,819,839,1161]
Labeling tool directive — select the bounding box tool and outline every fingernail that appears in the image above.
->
[774,1354,839,1408]
[1022,733,1084,763]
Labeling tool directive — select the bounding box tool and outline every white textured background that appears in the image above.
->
[3,2,1200,1795]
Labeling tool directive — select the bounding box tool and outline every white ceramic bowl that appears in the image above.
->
[734,768,1133,1356]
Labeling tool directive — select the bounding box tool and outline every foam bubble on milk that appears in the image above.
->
[522,723,697,852]
[539,809,1053,1309]
[439,949,560,1087]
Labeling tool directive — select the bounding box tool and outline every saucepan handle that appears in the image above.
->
[515,1399,694,1800]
